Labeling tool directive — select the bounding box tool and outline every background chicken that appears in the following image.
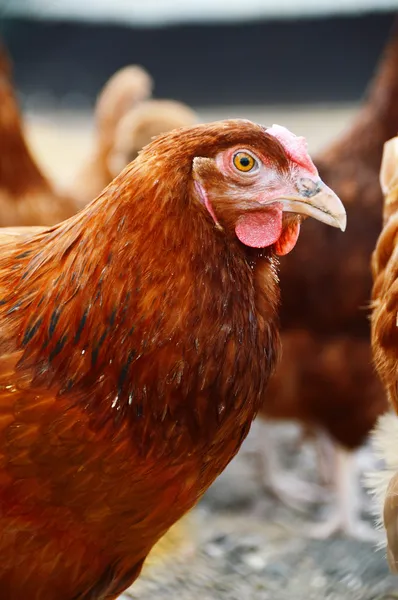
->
[371,136,398,411]
[71,65,153,206]
[257,17,398,539]
[107,99,198,179]
[0,41,12,79]
[0,62,77,226]
[0,120,345,598]
[368,135,398,572]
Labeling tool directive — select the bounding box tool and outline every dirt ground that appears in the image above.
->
[25,105,398,599]
[119,422,397,600]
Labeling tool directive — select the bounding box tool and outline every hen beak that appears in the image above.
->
[278,179,347,232]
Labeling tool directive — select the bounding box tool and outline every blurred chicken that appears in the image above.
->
[280,19,398,333]
[261,332,385,543]
[107,99,198,179]
[371,136,398,416]
[368,136,398,570]
[0,41,12,79]
[72,65,153,206]
[0,66,77,226]
[257,17,398,538]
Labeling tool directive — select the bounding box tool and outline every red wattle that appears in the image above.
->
[235,205,283,248]
[274,221,301,256]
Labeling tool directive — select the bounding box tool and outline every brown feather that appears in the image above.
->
[368,133,398,569]
[371,144,398,411]
[0,119,292,598]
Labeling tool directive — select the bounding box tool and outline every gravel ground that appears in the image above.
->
[25,105,398,599]
[121,423,397,600]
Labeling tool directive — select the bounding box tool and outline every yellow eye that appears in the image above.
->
[233,151,257,173]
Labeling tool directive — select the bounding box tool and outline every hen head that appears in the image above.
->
[139,119,346,257]
[194,121,346,255]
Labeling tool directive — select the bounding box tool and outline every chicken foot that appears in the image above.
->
[306,445,381,541]
[257,421,328,512]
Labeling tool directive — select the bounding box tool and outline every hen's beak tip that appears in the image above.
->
[315,183,347,233]
[280,180,347,233]
[333,210,347,233]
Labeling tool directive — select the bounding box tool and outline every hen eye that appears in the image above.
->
[233,151,258,173]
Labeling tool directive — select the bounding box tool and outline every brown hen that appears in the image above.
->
[257,17,398,538]
[0,119,345,598]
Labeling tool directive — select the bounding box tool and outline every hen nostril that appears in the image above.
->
[297,178,322,198]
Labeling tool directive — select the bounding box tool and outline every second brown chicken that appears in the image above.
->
[0,51,78,226]
[72,66,197,207]
[256,17,398,539]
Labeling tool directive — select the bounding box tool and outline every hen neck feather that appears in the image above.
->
[0,162,279,444]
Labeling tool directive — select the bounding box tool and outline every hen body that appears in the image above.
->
[372,137,398,410]
[0,117,346,597]
[0,120,303,599]
[368,136,398,571]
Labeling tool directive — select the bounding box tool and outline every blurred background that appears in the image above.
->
[0,0,397,105]
[0,0,398,187]
[1,0,398,107]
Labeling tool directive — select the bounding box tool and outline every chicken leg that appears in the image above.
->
[307,445,381,541]
[257,421,328,511]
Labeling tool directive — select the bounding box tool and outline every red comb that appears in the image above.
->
[267,124,317,175]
